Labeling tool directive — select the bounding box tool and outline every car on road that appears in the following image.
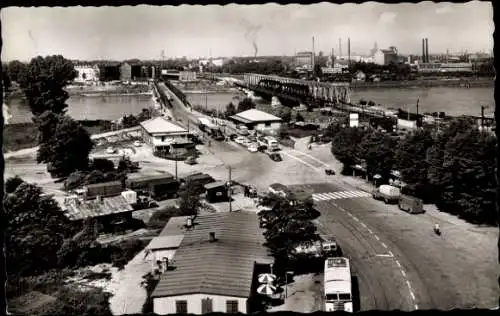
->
[242,139,253,147]
[234,136,246,145]
[133,141,142,147]
[247,143,258,153]
[106,146,116,154]
[268,152,282,162]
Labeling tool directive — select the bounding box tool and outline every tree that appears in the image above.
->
[358,131,397,181]
[237,97,256,112]
[258,193,321,276]
[3,64,12,90]
[225,102,237,117]
[177,179,202,216]
[40,287,112,316]
[22,55,76,116]
[4,182,72,276]
[394,129,435,199]
[89,158,115,173]
[37,115,94,177]
[272,106,292,122]
[5,176,25,193]
[331,126,368,174]
[295,112,305,122]
[6,60,28,84]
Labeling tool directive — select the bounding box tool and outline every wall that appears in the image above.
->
[150,133,191,147]
[120,63,132,82]
[154,293,247,315]
[254,122,282,133]
[397,118,417,130]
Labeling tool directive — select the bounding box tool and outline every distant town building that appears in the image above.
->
[179,71,197,82]
[120,62,132,82]
[373,47,398,65]
[295,51,313,68]
[199,58,225,68]
[417,62,473,73]
[74,64,100,82]
[354,70,366,81]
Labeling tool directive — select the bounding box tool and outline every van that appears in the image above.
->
[238,125,249,136]
[264,136,280,151]
[398,194,424,214]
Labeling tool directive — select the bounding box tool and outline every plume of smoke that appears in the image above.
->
[240,19,262,57]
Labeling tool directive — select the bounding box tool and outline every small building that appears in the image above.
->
[354,70,366,82]
[140,117,194,154]
[373,47,398,65]
[125,173,180,200]
[179,71,197,82]
[151,212,273,315]
[229,109,282,134]
[74,64,100,82]
[145,215,190,273]
[82,180,124,199]
[120,62,132,82]
[204,181,228,203]
[63,193,134,224]
[295,51,313,68]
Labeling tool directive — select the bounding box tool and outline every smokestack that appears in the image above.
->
[339,38,342,58]
[348,37,351,65]
[425,38,429,63]
[422,38,425,63]
[312,36,315,68]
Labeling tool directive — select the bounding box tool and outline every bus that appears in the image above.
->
[324,257,353,313]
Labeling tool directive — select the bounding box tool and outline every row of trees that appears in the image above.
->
[328,118,497,225]
[258,193,321,278]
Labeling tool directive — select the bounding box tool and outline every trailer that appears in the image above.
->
[398,194,424,214]
[83,181,124,199]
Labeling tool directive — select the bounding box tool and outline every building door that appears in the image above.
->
[201,298,213,314]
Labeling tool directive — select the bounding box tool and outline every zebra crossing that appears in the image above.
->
[312,190,372,202]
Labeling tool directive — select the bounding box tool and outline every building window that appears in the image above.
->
[201,298,213,314]
[226,300,239,313]
[175,300,188,314]
[265,122,271,127]
[161,136,165,142]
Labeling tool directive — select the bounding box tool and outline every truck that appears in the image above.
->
[398,194,424,214]
[198,117,224,140]
[372,184,401,204]
[324,257,353,313]
[257,136,280,151]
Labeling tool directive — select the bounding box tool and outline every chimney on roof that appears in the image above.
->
[425,38,429,63]
[209,232,216,242]
[422,38,425,63]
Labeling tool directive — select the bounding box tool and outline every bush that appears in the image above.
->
[108,239,149,270]
[5,175,25,193]
[40,286,113,316]
[6,268,75,299]
[89,158,115,173]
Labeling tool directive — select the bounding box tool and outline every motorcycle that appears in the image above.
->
[434,224,441,236]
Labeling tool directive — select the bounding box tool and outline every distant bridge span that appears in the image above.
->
[242,73,351,105]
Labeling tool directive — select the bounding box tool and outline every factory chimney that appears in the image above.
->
[348,37,351,65]
[422,38,425,63]
[425,38,429,63]
[312,36,316,69]
[339,38,342,59]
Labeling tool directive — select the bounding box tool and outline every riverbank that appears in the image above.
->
[349,78,494,89]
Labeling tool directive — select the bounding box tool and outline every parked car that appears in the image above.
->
[235,136,246,144]
[242,139,253,147]
[106,146,116,154]
[133,141,142,147]
[184,156,197,165]
[247,143,258,153]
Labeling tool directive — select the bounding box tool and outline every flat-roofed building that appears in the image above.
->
[140,116,194,154]
[151,212,273,315]
[229,109,282,134]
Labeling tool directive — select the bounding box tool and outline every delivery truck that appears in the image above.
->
[372,184,401,204]
[398,194,424,214]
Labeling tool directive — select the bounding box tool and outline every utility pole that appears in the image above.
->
[481,105,486,131]
[174,143,178,180]
[416,98,420,128]
[228,166,233,212]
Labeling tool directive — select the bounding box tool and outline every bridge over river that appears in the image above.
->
[240,73,351,106]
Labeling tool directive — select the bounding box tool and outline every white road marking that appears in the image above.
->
[361,222,367,228]
[367,228,374,234]
[395,260,402,268]
[406,280,412,290]
[312,190,371,201]
[289,148,329,166]
[374,235,380,241]
[388,250,394,257]
[376,254,394,257]
[401,270,407,277]
[381,242,388,248]
[410,290,416,301]
[414,304,419,310]
[281,151,321,171]
[353,216,360,222]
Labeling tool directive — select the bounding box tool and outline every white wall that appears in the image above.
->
[373,51,385,65]
[254,122,281,132]
[397,118,417,130]
[151,133,190,147]
[75,66,99,82]
[154,293,247,315]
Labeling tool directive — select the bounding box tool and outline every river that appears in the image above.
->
[5,86,495,124]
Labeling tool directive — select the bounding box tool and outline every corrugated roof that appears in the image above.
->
[64,195,133,221]
[159,216,191,237]
[147,235,185,250]
[151,212,273,299]
[232,109,282,123]
[140,117,188,134]
[204,181,226,190]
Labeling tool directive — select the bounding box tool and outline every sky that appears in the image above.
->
[1,1,493,62]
